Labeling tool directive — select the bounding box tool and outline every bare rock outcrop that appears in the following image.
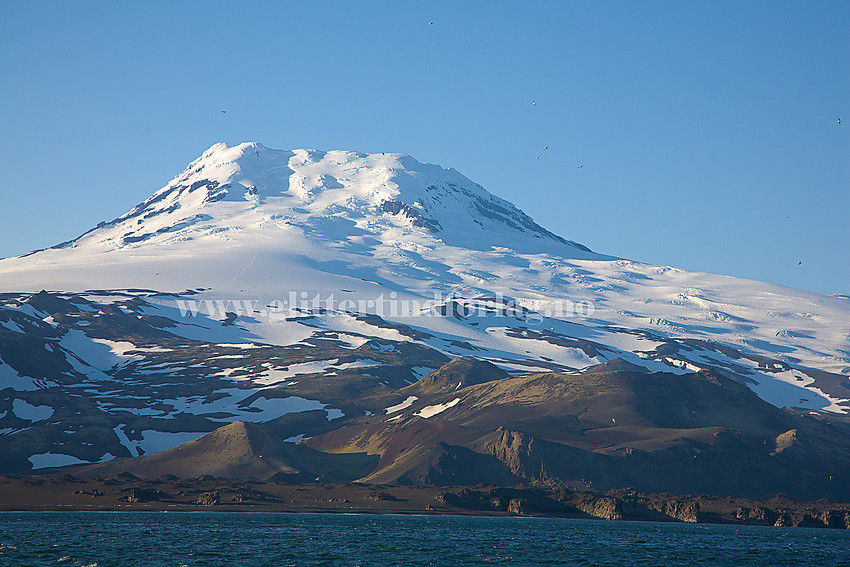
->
[120,487,164,503]
[194,491,220,506]
[575,494,623,521]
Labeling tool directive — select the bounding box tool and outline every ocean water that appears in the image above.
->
[1,512,849,567]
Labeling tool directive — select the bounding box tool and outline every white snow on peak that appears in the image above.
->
[40,142,596,258]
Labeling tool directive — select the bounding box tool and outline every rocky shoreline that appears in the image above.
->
[3,474,849,529]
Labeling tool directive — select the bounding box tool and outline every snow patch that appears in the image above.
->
[0,319,24,333]
[12,399,54,422]
[252,360,339,384]
[114,424,205,457]
[410,366,435,380]
[60,330,143,370]
[29,452,88,469]
[91,338,142,356]
[0,361,41,391]
[385,395,418,414]
[334,358,382,369]
[415,398,460,418]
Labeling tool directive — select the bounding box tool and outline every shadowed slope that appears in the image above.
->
[304,359,850,499]
[408,357,509,394]
[69,421,377,481]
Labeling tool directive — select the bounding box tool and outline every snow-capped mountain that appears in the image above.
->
[1,142,849,496]
[5,142,596,292]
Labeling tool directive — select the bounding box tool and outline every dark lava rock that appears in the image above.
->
[368,491,399,501]
[121,487,163,503]
[736,506,779,525]
[194,491,220,506]
[575,494,624,521]
[646,499,701,523]
[437,487,573,516]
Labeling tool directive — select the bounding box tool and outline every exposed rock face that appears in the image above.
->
[480,428,609,488]
[194,491,220,506]
[121,487,163,503]
[507,499,527,515]
[570,490,703,523]
[732,501,850,529]
[393,442,521,487]
[736,506,779,525]
[820,510,850,529]
[435,487,575,516]
[435,486,705,522]
[575,494,624,521]
[770,510,850,528]
[646,499,701,523]
[380,199,441,232]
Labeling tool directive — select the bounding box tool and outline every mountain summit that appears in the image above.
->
[2,142,602,295]
[52,142,593,256]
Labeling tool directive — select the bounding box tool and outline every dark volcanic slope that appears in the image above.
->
[67,358,850,502]
[306,359,850,500]
[69,421,376,483]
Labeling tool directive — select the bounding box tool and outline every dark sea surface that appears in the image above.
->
[1,512,849,566]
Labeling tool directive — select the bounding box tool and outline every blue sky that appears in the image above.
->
[1,1,847,293]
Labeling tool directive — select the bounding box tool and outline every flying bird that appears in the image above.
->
[577,165,583,169]
[543,146,548,150]
[532,101,536,106]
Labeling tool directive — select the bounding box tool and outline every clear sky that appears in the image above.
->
[1,1,847,293]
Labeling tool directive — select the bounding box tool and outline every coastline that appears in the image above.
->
[4,474,850,529]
